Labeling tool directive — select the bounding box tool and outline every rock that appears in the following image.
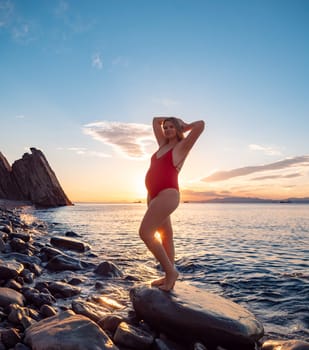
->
[72,300,109,323]
[131,282,264,349]
[0,287,24,307]
[23,287,56,307]
[45,253,84,271]
[262,339,309,350]
[50,236,90,252]
[0,328,21,348]
[65,230,80,237]
[14,343,32,350]
[45,281,81,298]
[94,261,123,278]
[98,314,124,334]
[114,321,154,349]
[9,232,31,242]
[0,259,24,280]
[3,252,41,266]
[0,148,72,208]
[0,152,22,199]
[24,310,119,350]
[40,304,57,318]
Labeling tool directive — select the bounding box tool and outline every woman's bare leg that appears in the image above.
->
[139,189,179,291]
[151,217,175,286]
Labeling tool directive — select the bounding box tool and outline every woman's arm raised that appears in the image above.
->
[152,117,167,146]
[179,119,205,151]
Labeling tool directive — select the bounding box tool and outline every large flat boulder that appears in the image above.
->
[24,310,118,350]
[131,282,264,349]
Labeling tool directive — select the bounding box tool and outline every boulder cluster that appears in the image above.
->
[0,148,72,208]
[0,207,308,350]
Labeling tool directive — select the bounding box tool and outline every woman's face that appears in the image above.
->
[163,120,177,139]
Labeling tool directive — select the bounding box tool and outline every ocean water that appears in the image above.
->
[27,203,309,342]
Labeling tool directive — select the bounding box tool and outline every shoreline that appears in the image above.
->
[0,199,33,210]
[0,205,308,350]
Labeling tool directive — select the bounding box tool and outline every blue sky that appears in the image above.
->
[1,0,308,202]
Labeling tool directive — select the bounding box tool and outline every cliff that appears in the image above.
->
[0,148,72,207]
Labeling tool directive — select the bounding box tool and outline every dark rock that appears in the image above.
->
[114,321,154,349]
[131,282,264,349]
[0,224,12,234]
[0,287,24,307]
[94,261,123,278]
[50,236,90,252]
[40,304,57,318]
[68,277,84,285]
[65,230,80,237]
[14,343,32,350]
[24,310,119,350]
[23,287,56,307]
[3,252,41,266]
[72,300,109,323]
[5,279,23,291]
[0,152,21,199]
[98,314,123,334]
[0,259,24,280]
[262,339,309,350]
[45,281,81,298]
[0,328,21,348]
[0,148,72,208]
[45,253,84,271]
[9,232,31,242]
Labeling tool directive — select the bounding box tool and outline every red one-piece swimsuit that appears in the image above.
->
[145,148,179,200]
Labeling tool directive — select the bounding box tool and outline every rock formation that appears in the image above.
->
[0,148,72,207]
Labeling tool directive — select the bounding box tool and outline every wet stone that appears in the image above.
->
[131,281,264,349]
[72,300,109,323]
[45,253,84,271]
[23,287,56,307]
[0,259,24,280]
[50,236,90,252]
[0,287,24,307]
[0,327,21,348]
[94,261,123,278]
[262,339,309,350]
[98,314,124,334]
[114,321,154,349]
[24,310,119,350]
[40,304,57,318]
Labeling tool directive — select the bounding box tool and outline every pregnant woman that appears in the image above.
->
[139,116,205,291]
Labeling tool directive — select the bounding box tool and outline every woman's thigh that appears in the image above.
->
[140,189,180,234]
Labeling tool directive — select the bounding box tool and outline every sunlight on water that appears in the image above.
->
[32,203,309,341]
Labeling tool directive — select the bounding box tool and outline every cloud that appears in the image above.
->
[15,114,25,119]
[92,53,103,69]
[203,155,309,182]
[0,0,14,27]
[252,173,302,181]
[0,1,37,44]
[249,144,282,156]
[65,147,110,158]
[83,121,154,159]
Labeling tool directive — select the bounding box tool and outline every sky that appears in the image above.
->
[1,0,308,203]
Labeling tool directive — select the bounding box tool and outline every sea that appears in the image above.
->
[25,202,309,342]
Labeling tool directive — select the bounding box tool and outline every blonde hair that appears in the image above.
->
[163,117,184,141]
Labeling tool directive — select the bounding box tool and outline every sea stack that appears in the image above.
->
[0,148,72,207]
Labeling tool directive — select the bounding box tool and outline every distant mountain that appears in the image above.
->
[199,196,309,204]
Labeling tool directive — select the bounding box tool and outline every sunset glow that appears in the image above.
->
[1,1,308,203]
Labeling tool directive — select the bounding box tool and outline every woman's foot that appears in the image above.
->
[151,276,166,287]
[158,269,179,292]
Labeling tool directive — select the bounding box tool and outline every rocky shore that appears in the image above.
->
[0,206,308,350]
